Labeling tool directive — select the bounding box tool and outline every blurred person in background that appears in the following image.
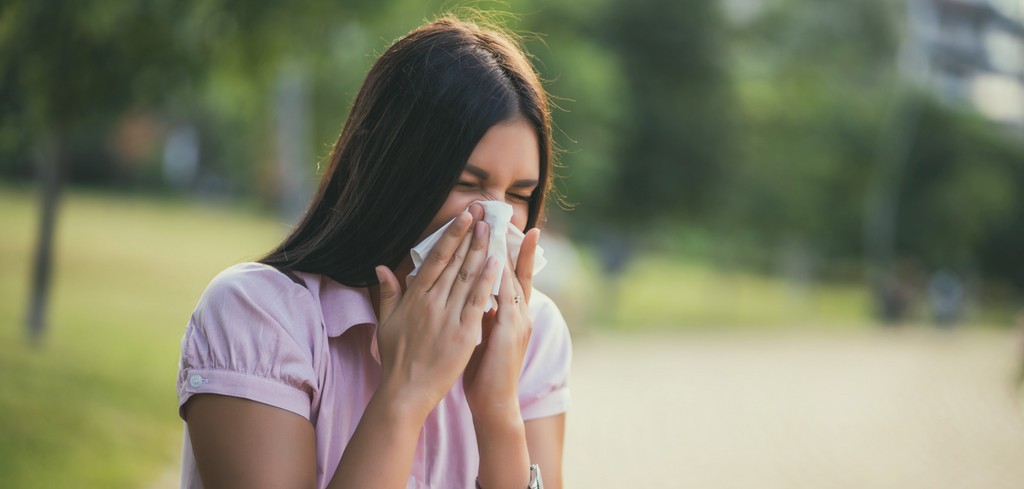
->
[175,15,570,489]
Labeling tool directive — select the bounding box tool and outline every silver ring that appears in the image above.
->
[513,295,522,304]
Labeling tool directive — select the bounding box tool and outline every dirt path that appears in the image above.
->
[563,328,1024,489]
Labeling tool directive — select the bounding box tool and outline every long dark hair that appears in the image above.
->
[260,16,553,287]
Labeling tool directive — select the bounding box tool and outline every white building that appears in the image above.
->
[907,0,1024,125]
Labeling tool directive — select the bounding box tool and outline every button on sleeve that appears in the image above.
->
[177,264,322,421]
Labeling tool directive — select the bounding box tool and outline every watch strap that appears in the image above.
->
[528,464,543,489]
[474,464,543,489]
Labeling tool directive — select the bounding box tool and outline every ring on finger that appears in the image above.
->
[513,295,522,304]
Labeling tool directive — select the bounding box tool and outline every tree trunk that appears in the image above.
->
[26,135,61,345]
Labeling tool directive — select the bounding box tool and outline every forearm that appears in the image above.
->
[326,386,428,489]
[474,407,532,489]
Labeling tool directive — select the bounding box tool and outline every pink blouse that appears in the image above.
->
[176,262,572,489]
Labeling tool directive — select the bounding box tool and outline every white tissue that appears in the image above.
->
[408,200,546,311]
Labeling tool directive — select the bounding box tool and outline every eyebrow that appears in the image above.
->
[464,164,539,189]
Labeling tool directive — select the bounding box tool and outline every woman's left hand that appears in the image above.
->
[463,228,539,489]
[462,228,540,427]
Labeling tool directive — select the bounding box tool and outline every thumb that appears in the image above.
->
[375,265,402,324]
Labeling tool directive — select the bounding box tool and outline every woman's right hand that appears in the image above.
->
[372,203,500,419]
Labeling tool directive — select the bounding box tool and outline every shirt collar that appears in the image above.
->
[315,274,379,338]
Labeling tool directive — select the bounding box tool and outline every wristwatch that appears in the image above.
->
[528,464,543,489]
[475,464,543,489]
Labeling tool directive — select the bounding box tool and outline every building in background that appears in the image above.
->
[907,0,1024,125]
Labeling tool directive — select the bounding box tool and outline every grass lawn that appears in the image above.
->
[0,186,286,489]
[608,256,873,330]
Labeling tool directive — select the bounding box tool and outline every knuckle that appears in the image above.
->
[471,235,487,250]
[446,219,466,238]
[427,249,448,266]
[457,268,474,284]
[449,250,465,267]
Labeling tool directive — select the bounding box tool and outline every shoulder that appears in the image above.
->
[527,289,563,324]
[187,262,324,364]
[196,262,319,326]
[523,288,572,369]
[198,262,310,312]
[179,262,324,421]
[519,288,573,419]
[527,289,569,341]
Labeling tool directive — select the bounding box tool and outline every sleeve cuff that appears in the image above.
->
[178,368,312,421]
[520,387,571,421]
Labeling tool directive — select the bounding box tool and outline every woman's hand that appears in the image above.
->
[462,228,540,489]
[373,204,500,417]
[329,205,499,489]
[462,227,539,423]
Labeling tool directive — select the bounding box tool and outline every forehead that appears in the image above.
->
[465,118,540,178]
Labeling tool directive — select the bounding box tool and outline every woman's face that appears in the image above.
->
[420,117,540,240]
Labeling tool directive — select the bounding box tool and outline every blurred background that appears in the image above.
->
[3,0,1024,487]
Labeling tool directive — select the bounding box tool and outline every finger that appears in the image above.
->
[461,255,500,323]
[494,262,519,324]
[515,228,540,304]
[433,203,484,296]
[432,217,478,296]
[505,245,526,305]
[410,212,472,294]
[375,265,403,325]
[467,202,484,222]
[447,219,490,308]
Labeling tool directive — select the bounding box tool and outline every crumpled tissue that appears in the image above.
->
[407,200,546,311]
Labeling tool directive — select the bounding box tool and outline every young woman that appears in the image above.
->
[176,16,571,489]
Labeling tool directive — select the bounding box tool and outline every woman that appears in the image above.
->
[176,15,572,489]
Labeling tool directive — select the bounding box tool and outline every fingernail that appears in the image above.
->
[374,266,384,283]
[486,256,497,268]
[476,221,486,237]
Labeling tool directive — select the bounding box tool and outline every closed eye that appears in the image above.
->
[458,181,533,203]
[508,192,534,202]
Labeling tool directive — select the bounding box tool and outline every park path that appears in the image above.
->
[147,328,1024,489]
[563,328,1024,489]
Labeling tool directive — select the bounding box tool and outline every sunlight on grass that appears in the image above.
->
[0,186,286,489]
[601,256,873,330]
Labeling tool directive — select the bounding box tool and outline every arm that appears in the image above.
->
[465,229,550,489]
[184,394,316,489]
[525,414,566,489]
[185,390,428,489]
[476,412,566,489]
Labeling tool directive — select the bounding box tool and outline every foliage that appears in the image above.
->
[0,0,205,177]
[3,0,1024,289]
[714,0,1024,289]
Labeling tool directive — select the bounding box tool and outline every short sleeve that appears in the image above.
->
[518,289,573,420]
[177,263,322,421]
